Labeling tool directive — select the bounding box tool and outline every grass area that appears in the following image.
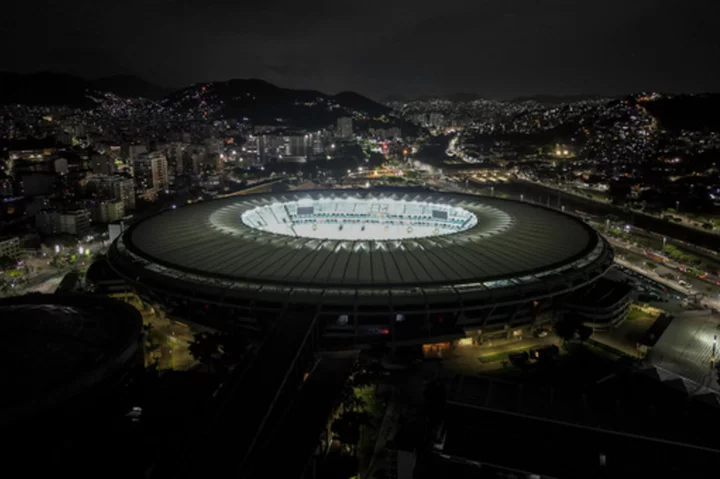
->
[481,342,623,387]
[583,340,625,361]
[355,385,387,474]
[477,345,529,364]
[627,308,653,322]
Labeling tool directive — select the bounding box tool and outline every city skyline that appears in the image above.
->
[3,0,719,100]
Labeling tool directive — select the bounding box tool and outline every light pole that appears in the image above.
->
[662,237,667,252]
[676,200,680,212]
[490,186,494,197]
[520,194,524,202]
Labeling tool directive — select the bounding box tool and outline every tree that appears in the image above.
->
[424,380,446,429]
[332,411,370,455]
[188,331,248,374]
[338,381,366,413]
[554,316,577,343]
[0,255,15,270]
[577,324,593,343]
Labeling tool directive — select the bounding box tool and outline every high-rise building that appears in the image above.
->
[286,135,309,158]
[242,136,262,165]
[133,152,168,194]
[59,210,91,237]
[337,117,354,139]
[308,132,325,155]
[124,143,147,160]
[91,200,125,224]
[53,158,69,175]
[87,176,136,211]
[90,153,113,175]
[36,210,91,237]
[161,142,187,176]
[19,173,57,196]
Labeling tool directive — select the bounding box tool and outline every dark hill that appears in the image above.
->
[91,75,172,100]
[511,94,613,104]
[641,94,720,132]
[333,91,390,116]
[165,80,391,128]
[0,72,96,107]
[0,72,171,106]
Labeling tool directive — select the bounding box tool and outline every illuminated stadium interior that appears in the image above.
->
[241,197,479,240]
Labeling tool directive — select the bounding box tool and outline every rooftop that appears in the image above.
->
[120,189,605,291]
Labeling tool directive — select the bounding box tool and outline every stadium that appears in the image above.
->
[108,189,614,345]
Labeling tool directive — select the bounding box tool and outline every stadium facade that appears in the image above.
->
[108,189,614,345]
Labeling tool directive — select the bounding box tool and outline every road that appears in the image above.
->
[488,180,720,251]
[1,238,109,298]
[429,177,720,309]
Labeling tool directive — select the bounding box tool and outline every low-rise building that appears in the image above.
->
[562,278,634,331]
[0,237,20,260]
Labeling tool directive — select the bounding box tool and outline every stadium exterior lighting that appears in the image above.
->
[108,190,613,345]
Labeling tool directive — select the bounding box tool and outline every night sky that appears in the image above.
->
[3,0,719,99]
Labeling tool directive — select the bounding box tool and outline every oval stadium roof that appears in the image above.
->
[119,189,605,292]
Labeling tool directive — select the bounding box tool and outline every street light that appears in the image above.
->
[520,194,524,202]
[676,200,680,212]
[78,246,84,255]
[54,244,60,254]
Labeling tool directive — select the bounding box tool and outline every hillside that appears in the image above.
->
[0,72,408,132]
[0,72,96,108]
[641,94,720,132]
[164,79,393,128]
[0,72,171,106]
[91,75,172,100]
